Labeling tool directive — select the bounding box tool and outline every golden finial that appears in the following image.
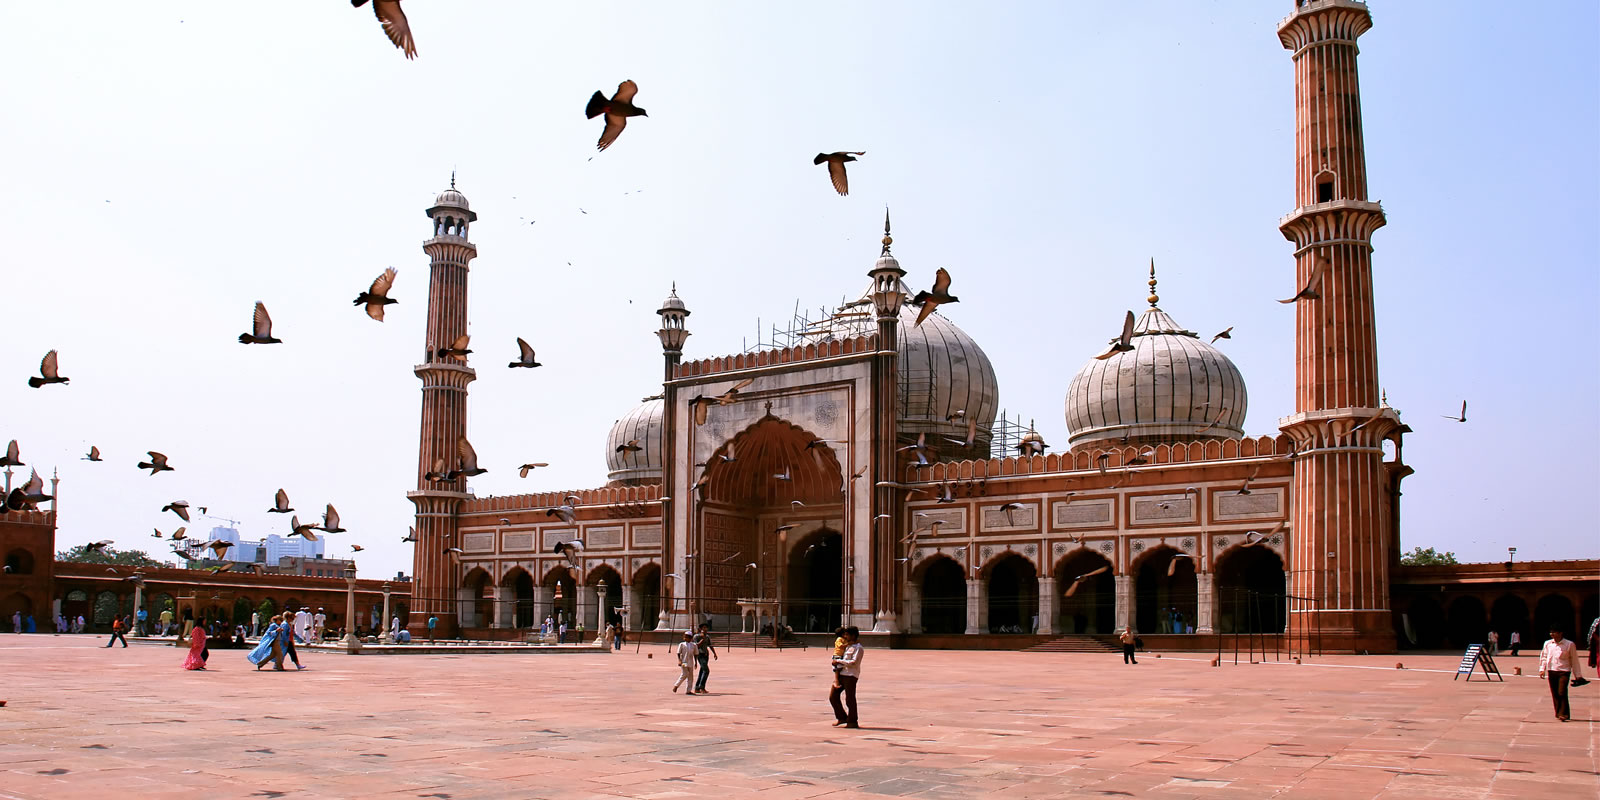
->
[1147,257,1160,307]
[450,170,456,190]
[881,206,893,255]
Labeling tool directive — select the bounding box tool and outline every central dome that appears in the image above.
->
[1065,302,1247,451]
[606,397,663,486]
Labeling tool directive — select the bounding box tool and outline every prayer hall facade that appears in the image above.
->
[398,1,1596,654]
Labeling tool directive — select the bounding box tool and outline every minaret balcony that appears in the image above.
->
[1278,199,1386,249]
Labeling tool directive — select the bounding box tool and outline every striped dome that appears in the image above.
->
[1065,306,1247,450]
[605,398,663,485]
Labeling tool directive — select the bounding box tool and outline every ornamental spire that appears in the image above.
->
[1147,257,1160,307]
[881,206,893,256]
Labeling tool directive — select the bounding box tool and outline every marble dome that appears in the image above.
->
[605,397,664,485]
[1065,302,1247,450]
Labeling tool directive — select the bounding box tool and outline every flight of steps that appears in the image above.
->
[712,632,810,651]
[1023,635,1122,654]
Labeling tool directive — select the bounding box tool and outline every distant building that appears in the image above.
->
[276,556,354,579]
[261,533,325,563]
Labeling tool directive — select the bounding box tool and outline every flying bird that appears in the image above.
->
[1195,409,1230,434]
[287,516,319,541]
[552,540,584,568]
[435,334,472,361]
[169,527,189,542]
[162,501,190,522]
[998,502,1023,526]
[201,540,233,558]
[910,268,959,327]
[691,378,756,425]
[1095,453,1112,474]
[615,439,643,454]
[946,417,980,449]
[354,267,398,321]
[352,0,416,59]
[238,301,282,344]
[1166,553,1193,577]
[1063,566,1109,597]
[402,527,418,543]
[269,489,294,514]
[1235,464,1263,496]
[935,482,956,504]
[423,458,449,483]
[772,466,792,482]
[1126,447,1157,466]
[320,504,346,533]
[898,433,931,466]
[774,524,797,535]
[27,350,69,388]
[351,545,365,553]
[137,452,174,475]
[517,462,549,478]
[1278,261,1324,303]
[0,440,20,467]
[1210,327,1233,344]
[1442,400,1466,423]
[1016,434,1048,458]
[585,80,647,152]
[84,540,114,553]
[813,151,865,196]
[83,446,101,462]
[205,563,233,574]
[452,437,488,478]
[508,338,541,368]
[546,495,582,525]
[1093,311,1137,360]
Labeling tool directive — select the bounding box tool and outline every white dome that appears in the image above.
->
[433,188,470,210]
[606,398,663,485]
[1065,305,1247,450]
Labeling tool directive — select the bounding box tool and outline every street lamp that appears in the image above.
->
[1507,547,1516,568]
[342,564,362,653]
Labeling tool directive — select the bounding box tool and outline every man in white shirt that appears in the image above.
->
[312,609,327,642]
[1538,626,1584,722]
[672,631,697,695]
[829,626,864,728]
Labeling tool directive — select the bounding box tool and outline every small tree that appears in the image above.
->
[1400,546,1458,566]
[56,545,171,568]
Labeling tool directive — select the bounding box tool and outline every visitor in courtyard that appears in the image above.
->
[1486,630,1499,656]
[396,627,411,644]
[25,614,36,633]
[313,608,327,642]
[250,610,260,638]
[1538,626,1584,722]
[672,631,697,694]
[693,623,718,693]
[1586,617,1599,670]
[233,624,248,649]
[248,614,285,670]
[558,620,567,644]
[1510,630,1522,657]
[542,616,552,637]
[829,626,863,729]
[106,615,128,648]
[428,614,438,643]
[10,611,19,633]
[182,618,209,670]
[54,613,65,633]
[160,607,173,636]
[75,614,85,634]
[282,611,306,669]
[1119,627,1137,664]
[135,607,147,636]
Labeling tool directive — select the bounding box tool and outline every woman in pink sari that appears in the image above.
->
[182,617,209,670]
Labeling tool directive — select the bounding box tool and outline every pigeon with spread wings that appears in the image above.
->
[1442,400,1466,423]
[1063,566,1109,597]
[354,267,398,321]
[352,0,416,59]
[137,452,174,475]
[1093,311,1137,360]
[814,151,865,196]
[320,504,346,533]
[0,440,20,467]
[552,540,585,568]
[83,446,101,462]
[910,268,959,327]
[518,462,549,478]
[238,301,282,344]
[586,80,648,152]
[162,501,190,522]
[435,334,471,361]
[508,338,541,369]
[1279,261,1325,303]
[451,436,488,478]
[27,350,68,388]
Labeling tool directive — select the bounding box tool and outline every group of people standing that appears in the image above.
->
[666,622,867,729]
[243,610,308,671]
[672,623,719,694]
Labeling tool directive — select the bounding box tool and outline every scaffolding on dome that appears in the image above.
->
[740,296,879,354]
[988,411,1052,457]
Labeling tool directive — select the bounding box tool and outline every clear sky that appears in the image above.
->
[1,1,1595,579]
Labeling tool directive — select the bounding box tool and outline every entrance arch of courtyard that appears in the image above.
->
[500,566,536,629]
[1132,545,1198,635]
[1214,545,1286,634]
[696,414,846,633]
[586,563,623,630]
[980,552,1038,634]
[542,565,578,630]
[460,567,492,630]
[1052,548,1114,635]
[630,562,662,630]
[911,554,966,634]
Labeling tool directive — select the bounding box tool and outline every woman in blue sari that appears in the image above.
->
[248,614,286,670]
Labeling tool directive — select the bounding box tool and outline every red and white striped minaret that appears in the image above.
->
[407,177,478,638]
[1277,1,1404,653]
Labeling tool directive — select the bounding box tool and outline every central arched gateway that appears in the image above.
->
[917,556,966,634]
[1054,549,1114,634]
[787,528,844,632]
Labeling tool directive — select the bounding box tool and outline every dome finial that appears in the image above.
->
[450,170,456,190]
[881,206,893,255]
[1147,257,1160,307]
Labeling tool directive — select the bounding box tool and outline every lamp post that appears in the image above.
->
[342,564,362,653]
[131,570,146,637]
[1507,547,1516,569]
[380,581,393,644]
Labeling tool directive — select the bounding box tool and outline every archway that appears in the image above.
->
[1534,594,1575,642]
[632,564,661,631]
[1406,595,1446,648]
[984,553,1038,633]
[1215,546,1286,634]
[2,592,33,625]
[917,556,966,634]
[787,529,843,632]
[4,548,35,575]
[1134,546,1198,635]
[461,568,492,629]
[1490,594,1529,647]
[587,564,623,630]
[93,591,119,629]
[502,568,536,629]
[1054,549,1114,634]
[1446,595,1487,648]
[543,566,578,633]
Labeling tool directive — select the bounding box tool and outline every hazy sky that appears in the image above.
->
[2,2,1595,579]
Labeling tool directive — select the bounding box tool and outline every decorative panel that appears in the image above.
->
[587,526,623,548]
[632,525,662,546]
[542,529,578,550]
[502,532,534,552]
[980,503,1037,531]
[1052,499,1114,528]
[462,532,493,552]
[1130,496,1197,525]
[910,508,965,534]
[1215,488,1283,520]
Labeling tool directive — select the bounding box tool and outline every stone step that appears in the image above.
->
[1022,635,1122,654]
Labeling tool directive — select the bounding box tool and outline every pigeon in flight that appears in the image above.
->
[508,338,542,368]
[910,268,959,327]
[1442,400,1466,423]
[1016,433,1048,458]
[451,437,488,478]
[1166,553,1193,577]
[898,433,931,466]
[946,417,980,449]
[1093,311,1137,360]
[615,439,643,454]
[84,540,115,553]
[586,80,648,152]
[517,463,549,478]
[352,0,416,59]
[288,516,319,541]
[138,451,174,475]
[351,545,365,553]
[1063,566,1109,597]
[269,489,294,514]
[546,495,582,525]
[238,302,282,344]
[998,502,1023,527]
[27,350,68,388]
[402,527,418,543]
[1210,327,1233,344]
[423,458,449,483]
[691,379,756,425]
[320,504,346,533]
[435,334,472,361]
[354,267,398,321]
[83,446,101,462]
[0,440,20,467]
[1279,261,1324,303]
[814,151,865,196]
[162,501,191,522]
[552,540,584,568]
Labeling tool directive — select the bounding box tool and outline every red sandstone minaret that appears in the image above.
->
[407,178,478,638]
[1278,1,1404,652]
[867,210,904,632]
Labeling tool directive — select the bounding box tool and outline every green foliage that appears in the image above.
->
[56,545,171,568]
[256,598,276,619]
[1399,546,1458,566]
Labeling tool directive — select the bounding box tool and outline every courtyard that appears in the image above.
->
[0,636,1593,799]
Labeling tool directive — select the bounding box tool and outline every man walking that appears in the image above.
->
[11,611,20,634]
[672,631,697,695]
[427,614,438,643]
[250,610,259,638]
[829,626,863,728]
[160,607,174,636]
[1119,627,1138,665]
[313,608,327,643]
[1509,630,1521,657]
[1538,626,1584,722]
[693,622,719,694]
[106,615,129,648]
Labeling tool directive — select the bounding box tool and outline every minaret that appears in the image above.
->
[656,285,690,629]
[1277,1,1403,653]
[407,177,478,638]
[867,209,905,632]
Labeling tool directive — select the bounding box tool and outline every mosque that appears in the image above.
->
[397,1,1588,654]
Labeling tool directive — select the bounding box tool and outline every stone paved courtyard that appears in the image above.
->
[0,636,1593,799]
